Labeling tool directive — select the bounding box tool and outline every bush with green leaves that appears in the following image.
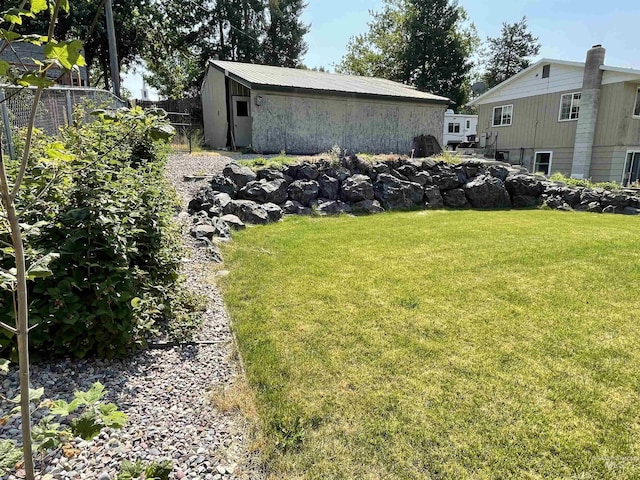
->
[0,107,204,359]
[0,380,127,476]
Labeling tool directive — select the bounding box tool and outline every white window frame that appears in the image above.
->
[622,150,640,185]
[633,87,640,119]
[558,92,581,122]
[534,151,553,176]
[492,104,513,127]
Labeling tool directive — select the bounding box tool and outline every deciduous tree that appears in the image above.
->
[337,0,478,110]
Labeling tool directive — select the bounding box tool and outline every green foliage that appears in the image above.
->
[2,0,157,90]
[0,439,22,476]
[143,0,309,98]
[262,0,309,68]
[117,459,173,480]
[482,16,541,88]
[238,155,300,170]
[336,0,479,108]
[1,381,127,474]
[548,172,621,191]
[0,107,201,359]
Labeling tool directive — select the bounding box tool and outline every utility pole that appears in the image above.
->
[104,0,121,97]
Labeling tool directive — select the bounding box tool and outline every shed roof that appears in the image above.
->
[210,60,451,104]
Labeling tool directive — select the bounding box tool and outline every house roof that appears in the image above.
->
[209,60,451,104]
[467,58,640,107]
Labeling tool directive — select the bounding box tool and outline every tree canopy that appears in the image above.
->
[482,16,540,88]
[0,0,157,90]
[336,0,479,109]
[143,0,310,99]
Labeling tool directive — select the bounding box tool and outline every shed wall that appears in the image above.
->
[251,90,445,154]
[201,67,228,148]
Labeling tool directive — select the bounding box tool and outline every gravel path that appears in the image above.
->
[0,153,264,480]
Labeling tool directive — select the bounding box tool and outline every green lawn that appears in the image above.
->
[218,210,640,479]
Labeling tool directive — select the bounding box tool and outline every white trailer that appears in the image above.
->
[443,110,478,149]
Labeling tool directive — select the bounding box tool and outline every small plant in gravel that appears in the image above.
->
[0,370,127,476]
[116,459,173,480]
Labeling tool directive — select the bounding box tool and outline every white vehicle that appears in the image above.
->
[443,109,478,149]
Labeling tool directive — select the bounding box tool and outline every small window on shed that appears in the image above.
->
[236,100,249,117]
[542,64,550,79]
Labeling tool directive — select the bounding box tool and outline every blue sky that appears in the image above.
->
[123,0,640,99]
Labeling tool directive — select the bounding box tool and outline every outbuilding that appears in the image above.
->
[201,60,450,154]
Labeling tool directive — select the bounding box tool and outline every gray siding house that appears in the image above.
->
[201,60,450,155]
[468,45,640,185]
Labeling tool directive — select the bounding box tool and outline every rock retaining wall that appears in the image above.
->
[187,156,640,242]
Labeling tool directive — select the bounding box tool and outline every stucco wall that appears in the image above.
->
[201,67,228,148]
[251,90,446,154]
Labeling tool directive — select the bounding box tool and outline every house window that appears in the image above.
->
[466,120,470,129]
[492,105,513,126]
[448,122,460,133]
[633,88,640,118]
[534,151,553,175]
[559,92,581,121]
[542,64,550,78]
[623,151,640,186]
[236,100,249,117]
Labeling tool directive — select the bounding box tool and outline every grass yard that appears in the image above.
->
[218,210,640,479]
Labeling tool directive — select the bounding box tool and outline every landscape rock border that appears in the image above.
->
[187,155,640,239]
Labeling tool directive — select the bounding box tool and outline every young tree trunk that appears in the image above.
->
[0,151,34,480]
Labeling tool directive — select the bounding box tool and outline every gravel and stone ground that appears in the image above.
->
[0,153,264,480]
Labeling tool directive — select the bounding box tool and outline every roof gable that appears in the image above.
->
[210,60,451,104]
[468,59,585,106]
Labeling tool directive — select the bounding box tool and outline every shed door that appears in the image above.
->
[232,96,252,148]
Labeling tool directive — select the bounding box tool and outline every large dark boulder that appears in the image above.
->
[257,167,292,183]
[239,178,288,204]
[464,175,511,209]
[601,191,631,209]
[432,170,463,191]
[341,174,374,202]
[287,180,320,206]
[580,188,603,204]
[298,162,320,180]
[262,202,284,222]
[225,200,270,224]
[188,185,217,213]
[190,217,230,240]
[318,174,339,200]
[505,175,545,198]
[424,185,444,209]
[374,174,423,209]
[342,155,373,175]
[282,200,306,215]
[210,175,238,197]
[222,162,256,189]
[442,188,470,208]
[542,195,572,211]
[512,195,539,208]
[352,199,384,214]
[315,199,352,215]
[488,165,509,182]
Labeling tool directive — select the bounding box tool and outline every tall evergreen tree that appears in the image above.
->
[336,0,478,109]
[262,0,309,67]
[482,16,540,88]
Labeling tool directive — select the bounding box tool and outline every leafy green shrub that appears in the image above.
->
[0,380,127,475]
[116,459,173,480]
[548,172,621,191]
[0,107,203,359]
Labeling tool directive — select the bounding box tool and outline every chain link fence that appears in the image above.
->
[0,86,127,158]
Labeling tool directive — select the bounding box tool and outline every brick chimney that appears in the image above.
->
[570,45,606,179]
